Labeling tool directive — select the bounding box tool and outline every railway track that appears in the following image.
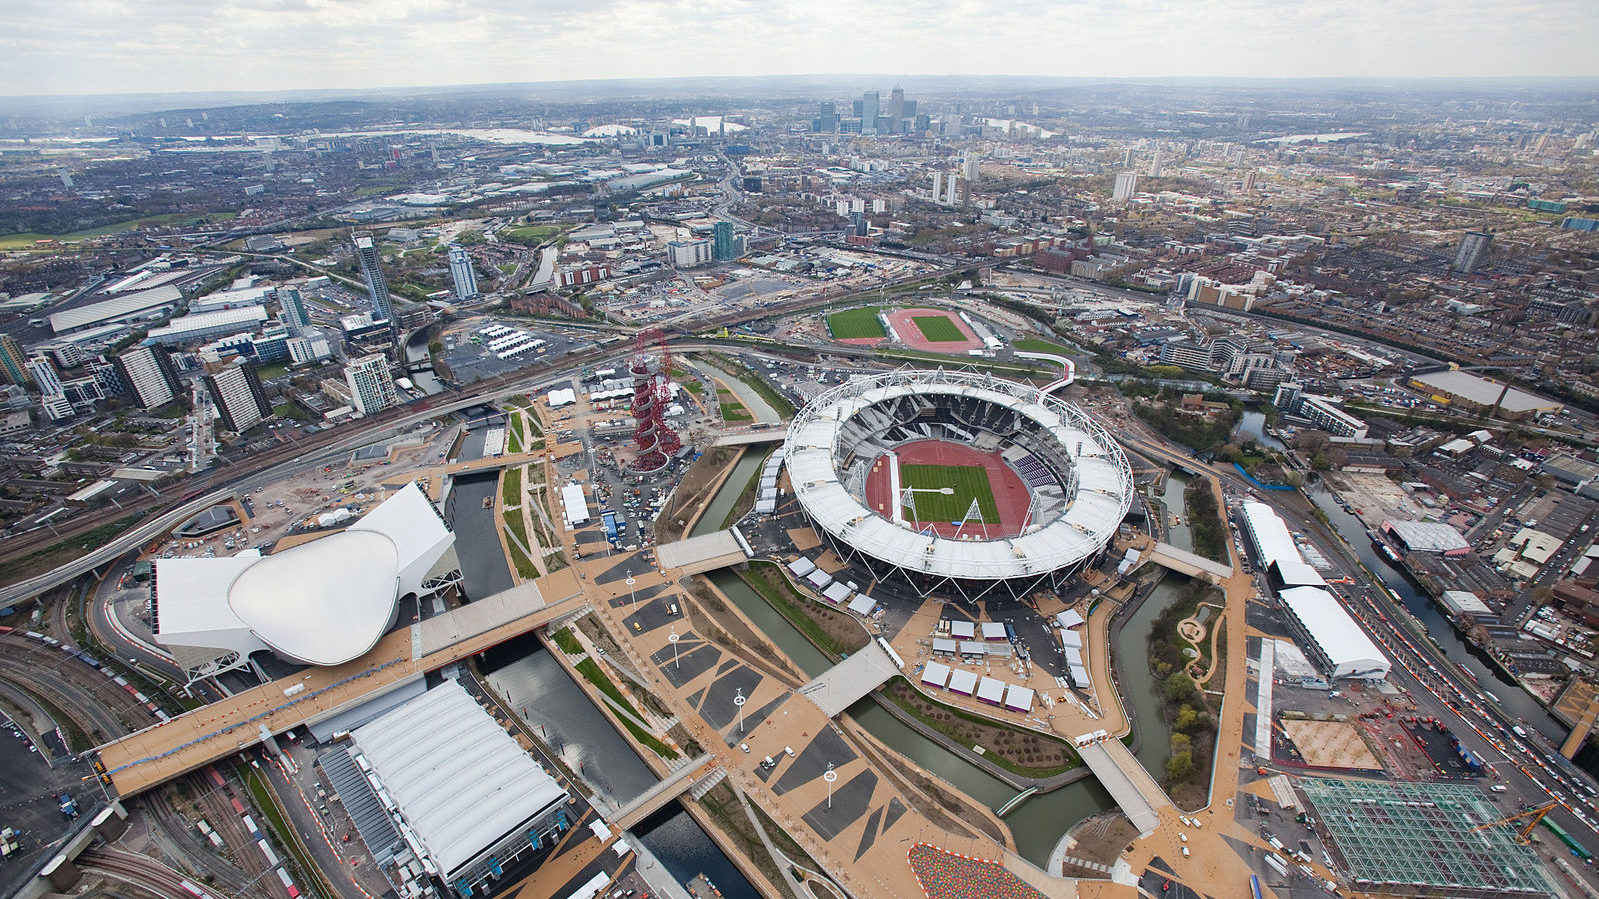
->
[0,632,160,737]
[78,845,234,899]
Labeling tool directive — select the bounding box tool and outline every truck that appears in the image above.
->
[58,793,78,818]
[601,510,621,543]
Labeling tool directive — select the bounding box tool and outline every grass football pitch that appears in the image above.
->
[911,314,966,342]
[900,463,1000,524]
[826,306,886,339]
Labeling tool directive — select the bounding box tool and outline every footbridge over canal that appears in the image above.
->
[611,755,720,830]
[1075,738,1173,836]
[797,638,904,717]
[1147,542,1233,581]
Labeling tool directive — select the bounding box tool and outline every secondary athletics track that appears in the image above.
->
[884,307,983,353]
[863,439,1031,539]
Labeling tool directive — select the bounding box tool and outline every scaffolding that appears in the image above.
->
[1298,777,1560,898]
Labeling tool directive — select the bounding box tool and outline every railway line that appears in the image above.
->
[0,640,143,744]
[78,845,233,899]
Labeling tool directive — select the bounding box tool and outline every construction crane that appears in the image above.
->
[1470,801,1560,843]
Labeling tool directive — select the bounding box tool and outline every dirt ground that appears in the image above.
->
[1323,471,1427,522]
[1282,719,1382,769]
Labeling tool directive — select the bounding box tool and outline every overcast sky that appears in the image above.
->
[5,0,1598,97]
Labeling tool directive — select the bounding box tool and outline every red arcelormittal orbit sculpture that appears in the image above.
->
[629,328,680,473]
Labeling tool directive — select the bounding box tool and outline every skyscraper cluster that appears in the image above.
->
[814,87,924,136]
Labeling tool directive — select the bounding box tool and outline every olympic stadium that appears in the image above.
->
[784,369,1135,601]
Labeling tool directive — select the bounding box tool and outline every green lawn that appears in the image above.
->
[502,225,562,246]
[911,313,966,342]
[720,402,753,421]
[900,463,999,524]
[826,305,886,340]
[0,212,237,249]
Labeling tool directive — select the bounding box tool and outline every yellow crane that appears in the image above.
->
[1470,801,1560,843]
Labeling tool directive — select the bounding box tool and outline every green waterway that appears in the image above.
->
[695,450,1194,866]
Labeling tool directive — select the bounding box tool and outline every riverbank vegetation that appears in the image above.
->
[1146,577,1225,808]
[880,678,1080,778]
[1183,480,1229,564]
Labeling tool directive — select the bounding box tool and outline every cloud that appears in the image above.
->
[2,0,1597,95]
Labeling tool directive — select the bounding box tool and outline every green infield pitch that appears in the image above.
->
[900,463,1000,524]
[911,314,966,342]
[826,306,886,339]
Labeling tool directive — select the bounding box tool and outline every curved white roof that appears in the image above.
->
[228,530,399,666]
[785,370,1133,581]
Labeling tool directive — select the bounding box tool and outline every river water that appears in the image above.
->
[1303,484,1591,764]
[1234,409,1287,452]
[479,637,761,898]
[689,450,768,538]
[443,417,760,897]
[693,453,1214,866]
[403,330,446,396]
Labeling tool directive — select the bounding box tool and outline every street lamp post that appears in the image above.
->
[823,762,837,810]
[626,572,637,610]
[734,687,746,734]
[669,627,680,670]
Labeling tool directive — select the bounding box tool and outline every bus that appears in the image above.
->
[1250,874,1264,899]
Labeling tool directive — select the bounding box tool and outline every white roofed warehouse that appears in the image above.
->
[346,680,572,897]
[784,370,1134,601]
[1278,586,1390,680]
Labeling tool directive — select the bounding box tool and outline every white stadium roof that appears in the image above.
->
[155,483,454,669]
[352,680,567,880]
[228,530,399,666]
[785,371,1133,582]
[1278,586,1390,680]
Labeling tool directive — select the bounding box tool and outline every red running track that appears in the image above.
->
[863,439,1030,539]
[884,307,983,353]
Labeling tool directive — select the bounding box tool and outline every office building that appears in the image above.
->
[28,357,64,398]
[1149,143,1164,177]
[1452,231,1493,274]
[850,212,868,237]
[1242,170,1258,192]
[943,174,959,206]
[146,305,271,346]
[963,154,980,182]
[352,232,395,327]
[812,101,838,133]
[1112,172,1140,203]
[345,354,398,416]
[44,343,85,371]
[0,334,28,386]
[712,221,738,262]
[930,171,943,200]
[446,245,479,301]
[113,345,184,411]
[888,86,905,133]
[276,286,311,334]
[667,239,714,268]
[860,91,879,134]
[203,361,273,434]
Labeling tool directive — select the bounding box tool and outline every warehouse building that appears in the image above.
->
[1278,586,1390,680]
[345,680,572,898]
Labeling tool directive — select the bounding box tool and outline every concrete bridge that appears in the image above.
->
[94,570,586,797]
[1147,542,1234,581]
[710,426,788,447]
[797,638,904,717]
[1076,738,1173,836]
[612,756,719,830]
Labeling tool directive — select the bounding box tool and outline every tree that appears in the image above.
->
[1164,671,1196,703]
[1164,750,1195,784]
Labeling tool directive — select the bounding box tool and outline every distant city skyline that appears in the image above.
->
[4,0,1598,97]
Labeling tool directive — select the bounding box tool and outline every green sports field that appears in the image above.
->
[911,314,966,342]
[900,464,999,524]
[826,305,886,339]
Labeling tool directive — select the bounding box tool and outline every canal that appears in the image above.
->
[699,453,1137,866]
[404,329,446,396]
[1304,483,1591,766]
[479,636,762,898]
[689,449,770,538]
[442,416,514,600]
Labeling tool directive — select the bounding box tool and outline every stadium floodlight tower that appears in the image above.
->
[629,328,681,474]
[784,368,1134,602]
